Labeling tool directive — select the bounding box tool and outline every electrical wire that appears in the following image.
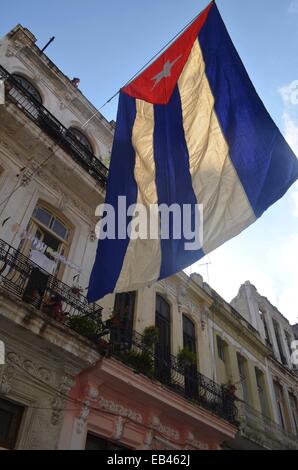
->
[4,357,200,448]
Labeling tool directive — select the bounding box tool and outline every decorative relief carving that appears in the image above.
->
[143,430,154,448]
[113,416,125,441]
[0,364,16,394]
[87,386,99,400]
[151,437,176,450]
[199,304,209,331]
[96,395,143,424]
[186,431,209,450]
[150,416,180,441]
[76,400,90,434]
[51,374,74,426]
[6,351,54,384]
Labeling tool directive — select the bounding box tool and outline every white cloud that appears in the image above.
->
[279,80,298,106]
[282,112,298,155]
[288,0,298,14]
[278,234,298,324]
[279,80,298,154]
[292,185,298,218]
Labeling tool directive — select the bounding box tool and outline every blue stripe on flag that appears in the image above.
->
[88,92,137,302]
[199,4,298,218]
[153,86,204,280]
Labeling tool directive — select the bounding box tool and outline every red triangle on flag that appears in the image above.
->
[122,2,214,105]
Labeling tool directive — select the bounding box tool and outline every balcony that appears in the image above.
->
[0,238,103,325]
[0,238,238,427]
[0,64,108,187]
[237,401,298,450]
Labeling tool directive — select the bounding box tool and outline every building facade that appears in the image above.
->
[231,281,298,448]
[0,24,297,450]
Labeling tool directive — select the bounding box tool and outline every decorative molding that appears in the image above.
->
[143,430,154,448]
[112,416,125,441]
[150,416,180,441]
[0,364,16,394]
[51,374,75,426]
[76,400,90,434]
[95,395,143,424]
[186,431,209,450]
[6,351,54,384]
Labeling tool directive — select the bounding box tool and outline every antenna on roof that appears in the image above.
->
[40,36,55,53]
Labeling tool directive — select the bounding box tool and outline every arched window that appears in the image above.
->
[155,294,171,382]
[9,74,42,120]
[68,127,93,153]
[19,203,72,280]
[11,74,42,103]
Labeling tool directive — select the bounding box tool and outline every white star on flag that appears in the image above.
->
[151,55,182,89]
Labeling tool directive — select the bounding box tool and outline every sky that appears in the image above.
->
[1,0,298,324]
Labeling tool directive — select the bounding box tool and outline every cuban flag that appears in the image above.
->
[88,1,298,302]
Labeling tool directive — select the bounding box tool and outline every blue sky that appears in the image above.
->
[2,0,298,323]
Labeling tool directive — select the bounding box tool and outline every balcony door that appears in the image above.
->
[112,291,136,345]
[183,314,198,399]
[155,295,171,383]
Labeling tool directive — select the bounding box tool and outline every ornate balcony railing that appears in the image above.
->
[0,239,103,330]
[0,238,237,426]
[0,64,108,187]
[96,327,238,425]
[238,401,298,450]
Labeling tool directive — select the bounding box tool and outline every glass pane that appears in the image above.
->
[51,218,68,240]
[13,75,42,103]
[42,231,60,252]
[33,207,52,227]
[183,315,195,337]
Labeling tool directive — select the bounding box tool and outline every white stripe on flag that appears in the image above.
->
[115,99,161,292]
[178,39,255,254]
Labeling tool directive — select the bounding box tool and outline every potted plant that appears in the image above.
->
[142,326,159,348]
[122,349,154,377]
[177,348,197,368]
[67,315,98,340]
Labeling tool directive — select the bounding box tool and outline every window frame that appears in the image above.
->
[11,74,42,103]
[0,398,24,450]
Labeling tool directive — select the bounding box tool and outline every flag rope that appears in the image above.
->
[82,1,215,128]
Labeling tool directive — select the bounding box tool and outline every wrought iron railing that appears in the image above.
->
[99,327,238,425]
[238,401,298,449]
[0,65,109,186]
[0,239,103,332]
[0,239,237,425]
